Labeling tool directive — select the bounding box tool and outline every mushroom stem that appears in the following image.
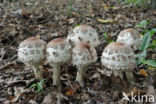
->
[113,70,123,79]
[32,65,43,79]
[125,70,134,83]
[76,66,86,87]
[53,65,60,86]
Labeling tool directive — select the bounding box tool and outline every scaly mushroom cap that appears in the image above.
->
[117,28,142,50]
[46,38,72,65]
[101,42,136,70]
[72,43,97,68]
[18,37,46,66]
[67,25,100,47]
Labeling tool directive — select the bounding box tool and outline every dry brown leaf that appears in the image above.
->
[9,94,20,103]
[139,69,149,77]
[98,68,112,76]
[65,83,79,96]
[90,72,101,80]
[22,10,31,19]
[0,62,19,71]
[93,82,101,91]
[97,18,116,23]
[42,93,57,104]
[68,18,75,24]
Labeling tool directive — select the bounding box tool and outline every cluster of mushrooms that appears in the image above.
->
[18,25,142,87]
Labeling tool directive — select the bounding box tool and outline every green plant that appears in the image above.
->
[75,24,80,27]
[136,20,150,29]
[103,32,115,44]
[137,28,156,67]
[67,0,78,16]
[29,78,47,93]
[141,58,156,68]
[67,1,73,16]
[120,0,150,8]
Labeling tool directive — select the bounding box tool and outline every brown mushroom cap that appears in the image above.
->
[72,43,97,67]
[46,38,72,65]
[101,42,136,70]
[119,28,140,40]
[117,28,142,50]
[67,25,100,47]
[18,37,46,66]
[47,38,65,48]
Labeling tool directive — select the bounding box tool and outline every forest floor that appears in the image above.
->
[0,0,156,104]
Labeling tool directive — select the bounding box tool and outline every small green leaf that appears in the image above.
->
[75,24,80,27]
[67,11,72,16]
[136,20,150,28]
[136,51,147,65]
[139,31,152,51]
[36,82,42,92]
[111,30,120,37]
[151,28,156,32]
[29,78,47,93]
[103,32,108,38]
[29,84,37,89]
[141,58,156,68]
[152,40,156,44]
[41,78,47,84]
[108,40,115,44]
[139,29,156,51]
[147,45,155,49]
[36,78,47,92]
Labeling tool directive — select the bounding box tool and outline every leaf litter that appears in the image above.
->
[0,0,156,103]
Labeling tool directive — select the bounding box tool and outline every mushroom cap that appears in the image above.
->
[67,25,100,47]
[46,38,72,65]
[72,43,97,68]
[101,42,136,70]
[117,28,142,50]
[18,37,46,66]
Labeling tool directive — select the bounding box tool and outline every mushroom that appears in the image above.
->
[46,38,72,86]
[117,28,142,50]
[67,25,100,47]
[101,42,136,82]
[72,43,97,87]
[18,37,46,79]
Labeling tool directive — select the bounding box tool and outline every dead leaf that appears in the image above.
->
[35,35,40,39]
[12,9,23,15]
[126,87,138,97]
[98,68,112,76]
[152,12,156,15]
[42,93,53,104]
[0,62,19,71]
[65,83,79,96]
[139,69,149,77]
[28,25,37,30]
[22,10,31,19]
[103,5,109,10]
[93,82,101,91]
[68,18,75,24]
[90,72,101,80]
[97,18,116,23]
[81,93,90,101]
[3,100,9,104]
[9,94,20,103]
